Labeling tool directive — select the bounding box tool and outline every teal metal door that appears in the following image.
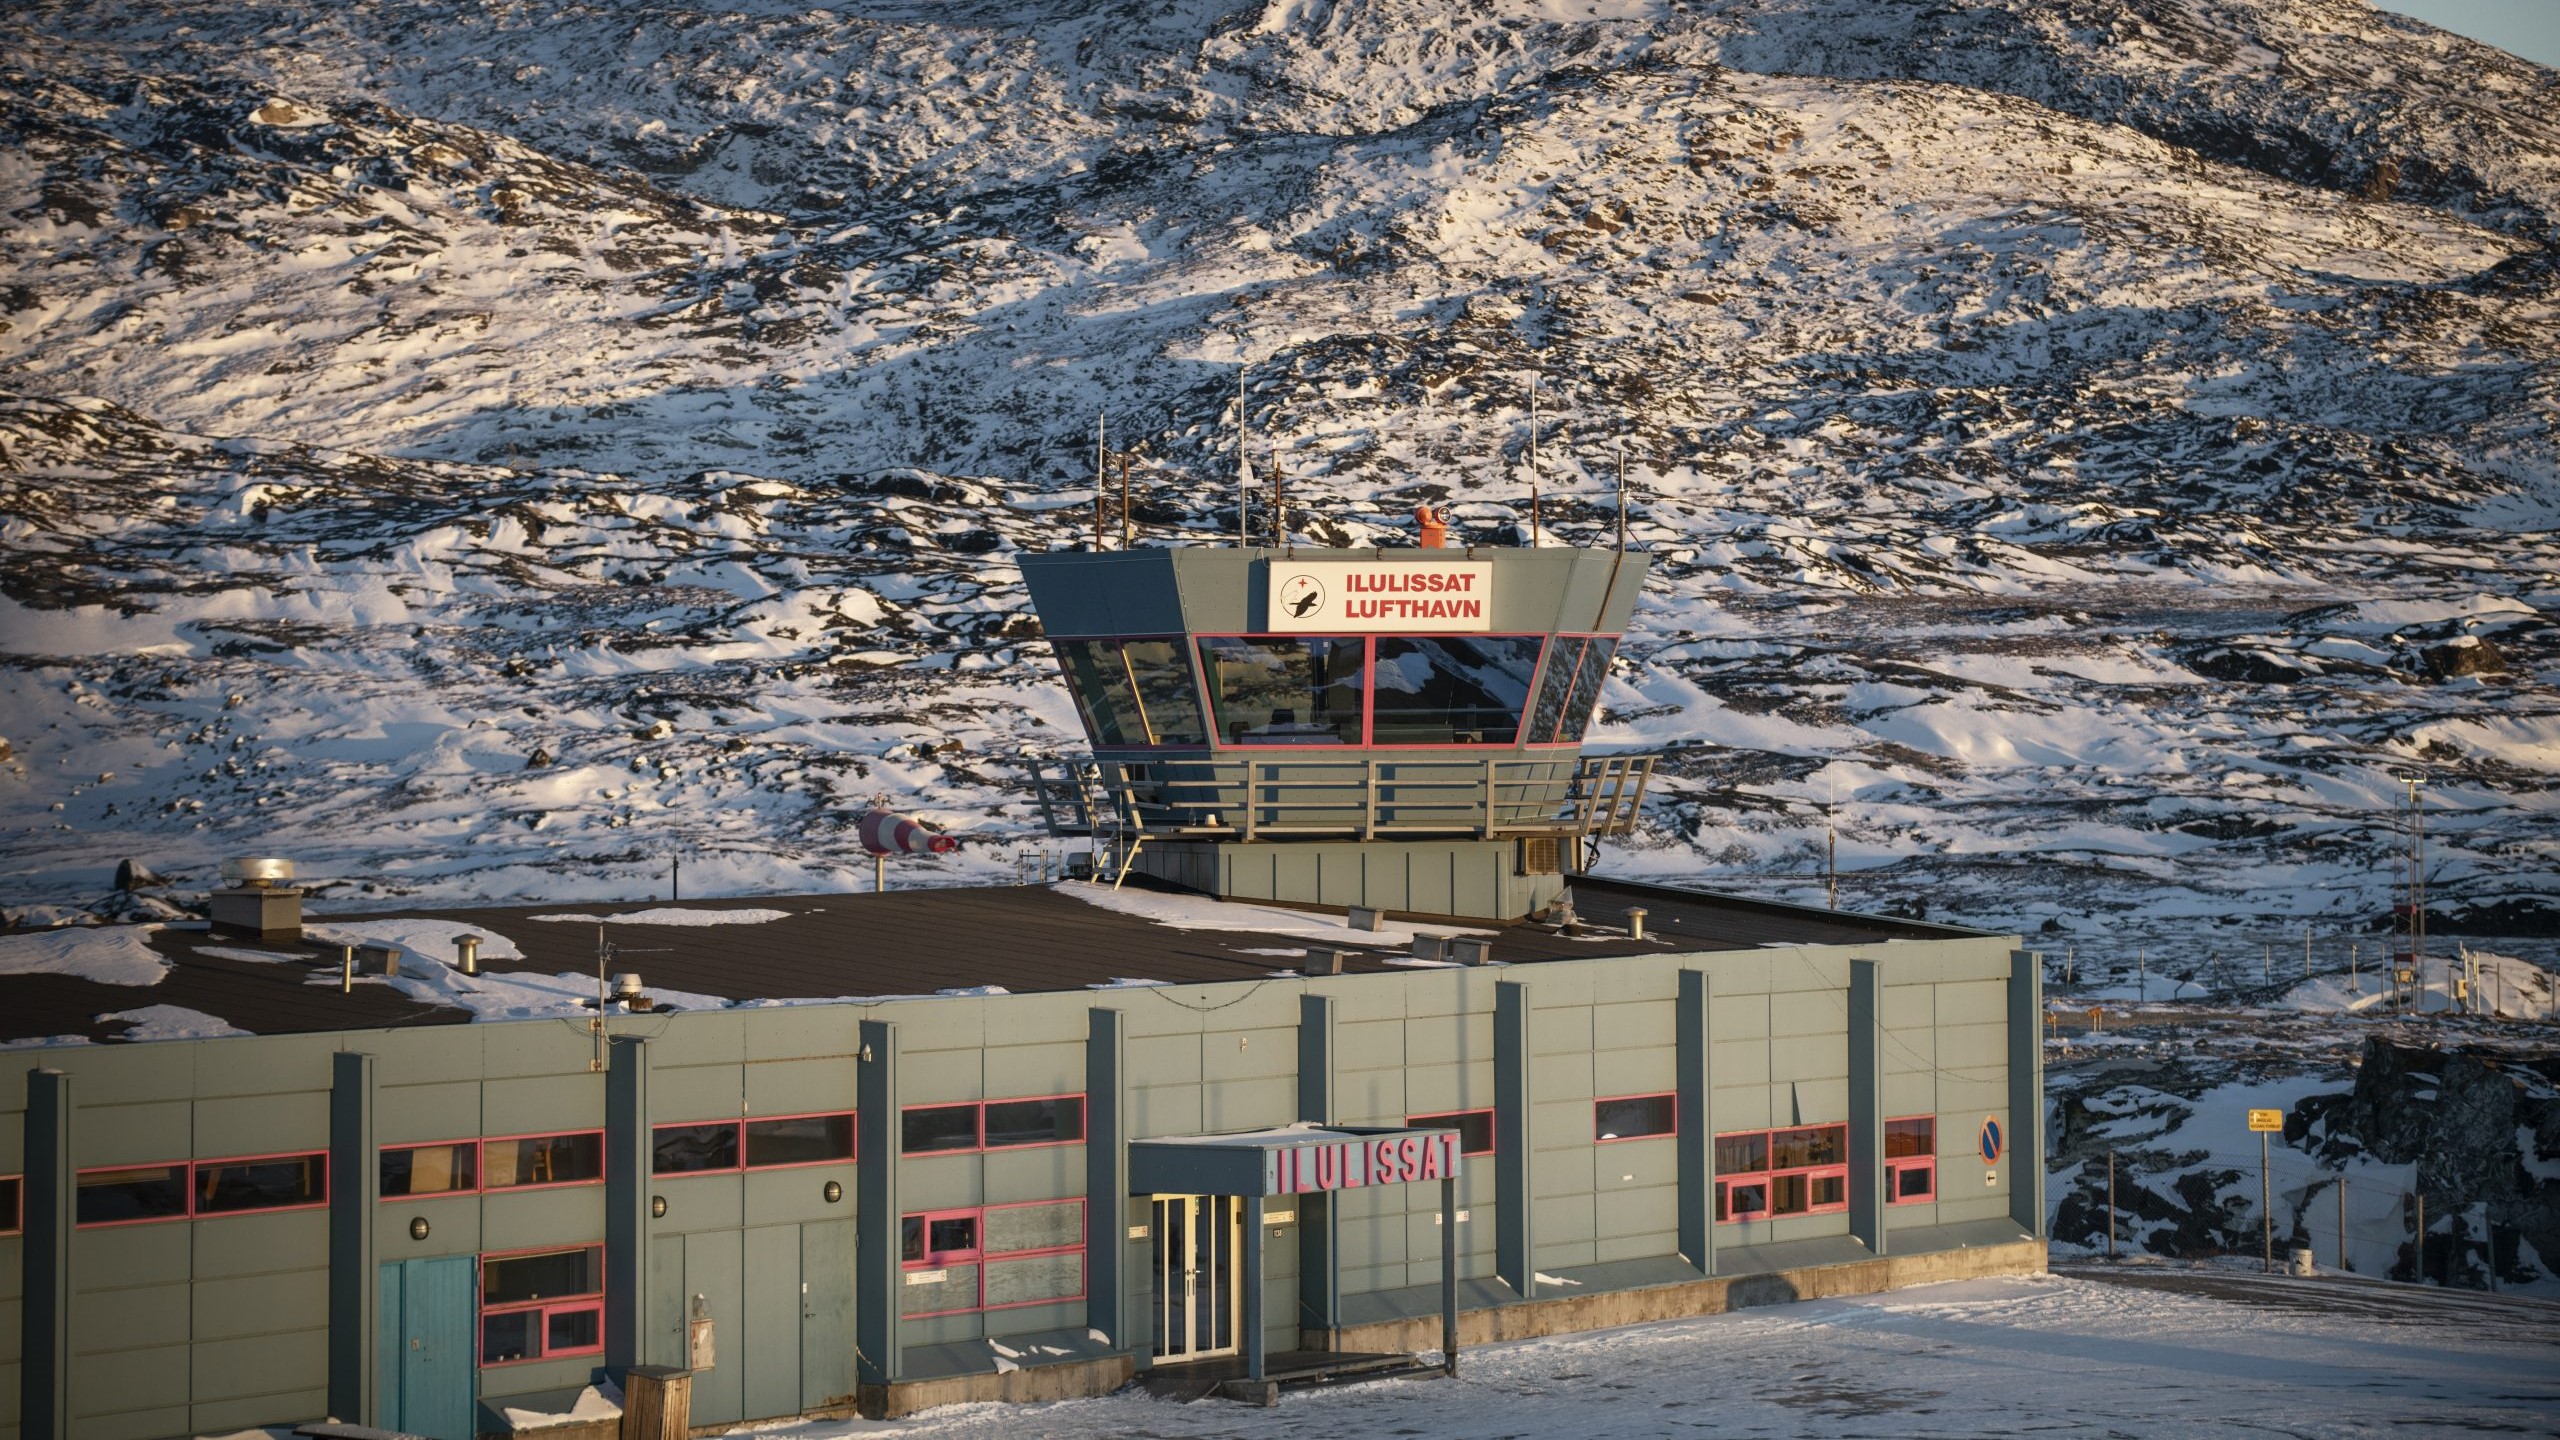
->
[380,1256,476,1440]
[744,1225,801,1421]
[800,1220,855,1412]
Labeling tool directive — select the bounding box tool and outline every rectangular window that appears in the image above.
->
[744,1113,855,1168]
[903,1201,1084,1316]
[652,1122,741,1175]
[0,1174,19,1235]
[1557,636,1617,741]
[1886,1115,1937,1205]
[195,1153,326,1214]
[903,1096,1086,1155]
[1407,1109,1496,1156]
[1594,1093,1675,1143]
[1055,638,1208,748]
[75,1164,188,1225]
[382,1141,480,1198]
[902,1104,980,1155]
[484,1132,603,1189]
[1370,636,1544,745]
[1198,636,1366,745]
[480,1244,604,1367]
[1714,1124,1848,1225]
[1527,636,1589,744]
[984,1096,1084,1149]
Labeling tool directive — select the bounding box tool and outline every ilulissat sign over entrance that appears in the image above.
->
[1266,560,1493,632]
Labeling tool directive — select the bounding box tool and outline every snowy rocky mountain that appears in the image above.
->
[1,0,2555,970]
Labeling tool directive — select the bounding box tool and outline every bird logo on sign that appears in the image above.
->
[1279,573,1325,619]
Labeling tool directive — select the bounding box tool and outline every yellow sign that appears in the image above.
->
[2246,1109,2284,1132]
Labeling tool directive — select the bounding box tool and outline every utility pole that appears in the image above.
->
[1096,410,1108,548]
[1236,360,1250,545]
[2138,947,2147,1002]
[2337,1177,2348,1271]
[2260,1129,2272,1274]
[1825,801,1838,911]
[1526,375,1541,547]
[2107,1150,2117,1259]
[1119,451,1133,550]
[1615,439,1628,553]
[1272,457,1286,550]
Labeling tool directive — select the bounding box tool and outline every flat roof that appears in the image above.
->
[0,876,1987,1046]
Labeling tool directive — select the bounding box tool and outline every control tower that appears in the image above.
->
[1021,546,1652,920]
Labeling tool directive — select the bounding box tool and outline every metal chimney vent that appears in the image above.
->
[219,856,296,888]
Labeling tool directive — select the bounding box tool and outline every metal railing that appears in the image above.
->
[1024,752,1653,843]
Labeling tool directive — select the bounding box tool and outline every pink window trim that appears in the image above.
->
[1190,632,1565,751]
[1714,1124,1852,1224]
[740,1109,860,1170]
[379,1137,486,1201]
[76,1151,330,1227]
[1047,632,1216,754]
[1592,1091,1677,1145]
[901,1199,1088,1318]
[1885,1113,1937,1205]
[652,1119,745,1176]
[478,1242,607,1369]
[478,1129,608,1192]
[900,1094,1087,1156]
[1405,1109,1497,1156]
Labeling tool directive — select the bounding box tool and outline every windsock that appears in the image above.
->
[859,807,958,856]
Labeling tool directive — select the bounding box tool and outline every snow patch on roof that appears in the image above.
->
[97,1004,252,1041]
[526,907,793,926]
[0,925,171,987]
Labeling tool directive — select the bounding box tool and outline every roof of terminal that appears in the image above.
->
[0,875,1988,1046]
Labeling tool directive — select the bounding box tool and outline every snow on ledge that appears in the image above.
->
[527,907,793,926]
[98,1004,252,1041]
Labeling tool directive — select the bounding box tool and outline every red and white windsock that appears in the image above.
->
[858,806,957,857]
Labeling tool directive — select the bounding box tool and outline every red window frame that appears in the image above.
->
[1593,1091,1677,1144]
[1406,1109,1496,1156]
[1885,1115,1937,1205]
[1714,1124,1850,1224]
[479,1129,606,1192]
[75,1151,328,1228]
[899,1199,1087,1317]
[899,1094,1086,1156]
[1191,632,1564,751]
[380,1138,483,1199]
[477,1242,606,1368]
[651,1111,860,1174]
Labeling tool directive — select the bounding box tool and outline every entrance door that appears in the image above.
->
[1149,1195,1241,1366]
[379,1256,476,1440]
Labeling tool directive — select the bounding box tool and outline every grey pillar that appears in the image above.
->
[328,1051,380,1423]
[605,1035,651,1370]
[21,1068,70,1440]
[855,1019,901,1389]
[1676,970,1715,1277]
[1494,980,1533,1301]
[1848,958,1885,1256]
[1439,1175,1458,1376]
[1295,993,1338,1337]
[1086,1008,1128,1351]
[1242,1193,1266,1382]
[2008,949,2045,1236]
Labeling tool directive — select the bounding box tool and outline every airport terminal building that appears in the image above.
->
[0,546,2045,1439]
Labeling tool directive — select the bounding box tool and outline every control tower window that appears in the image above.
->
[1528,635,1619,744]
[1198,636,1366,745]
[1371,636,1543,746]
[1054,638,1206,747]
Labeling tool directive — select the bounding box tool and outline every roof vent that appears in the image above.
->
[1318,949,1351,976]
[1450,938,1493,966]
[210,856,302,940]
[614,973,653,1011]
[1409,936,1449,963]
[1347,905,1382,931]
[358,942,401,978]
[454,936,481,976]
[1626,907,1648,941]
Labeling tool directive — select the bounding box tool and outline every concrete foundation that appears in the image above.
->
[855,1354,1136,1420]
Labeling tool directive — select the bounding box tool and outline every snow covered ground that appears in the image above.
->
[707,1271,2560,1439]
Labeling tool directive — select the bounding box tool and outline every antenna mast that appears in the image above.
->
[1527,376,1541,547]
[1236,361,1250,546]
[1094,410,1107,549]
[1616,439,1628,554]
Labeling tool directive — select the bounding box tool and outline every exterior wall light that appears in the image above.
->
[408,1216,430,1241]
[651,1195,669,1218]
[823,1180,844,1204]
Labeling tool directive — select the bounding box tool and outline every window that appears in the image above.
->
[652,1123,740,1175]
[1527,635,1620,744]
[1371,636,1544,745]
[1198,636,1366,745]
[480,1245,604,1367]
[76,1153,328,1226]
[1054,638,1208,748]
[1886,1116,1937,1205]
[1715,1124,1849,1223]
[744,1113,856,1168]
[0,1174,18,1235]
[483,1131,603,1189]
[1594,1093,1676,1143]
[902,1096,1085,1155]
[195,1153,325,1214]
[901,1200,1084,1316]
[1407,1110,1496,1156]
[382,1141,480,1198]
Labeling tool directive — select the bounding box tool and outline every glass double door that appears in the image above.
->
[1150,1194,1242,1366]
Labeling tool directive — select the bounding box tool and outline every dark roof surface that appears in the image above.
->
[0,876,1987,1045]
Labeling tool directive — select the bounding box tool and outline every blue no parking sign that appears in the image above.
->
[1979,1116,2003,1165]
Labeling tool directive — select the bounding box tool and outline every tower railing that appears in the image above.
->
[1023,753,1654,842]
